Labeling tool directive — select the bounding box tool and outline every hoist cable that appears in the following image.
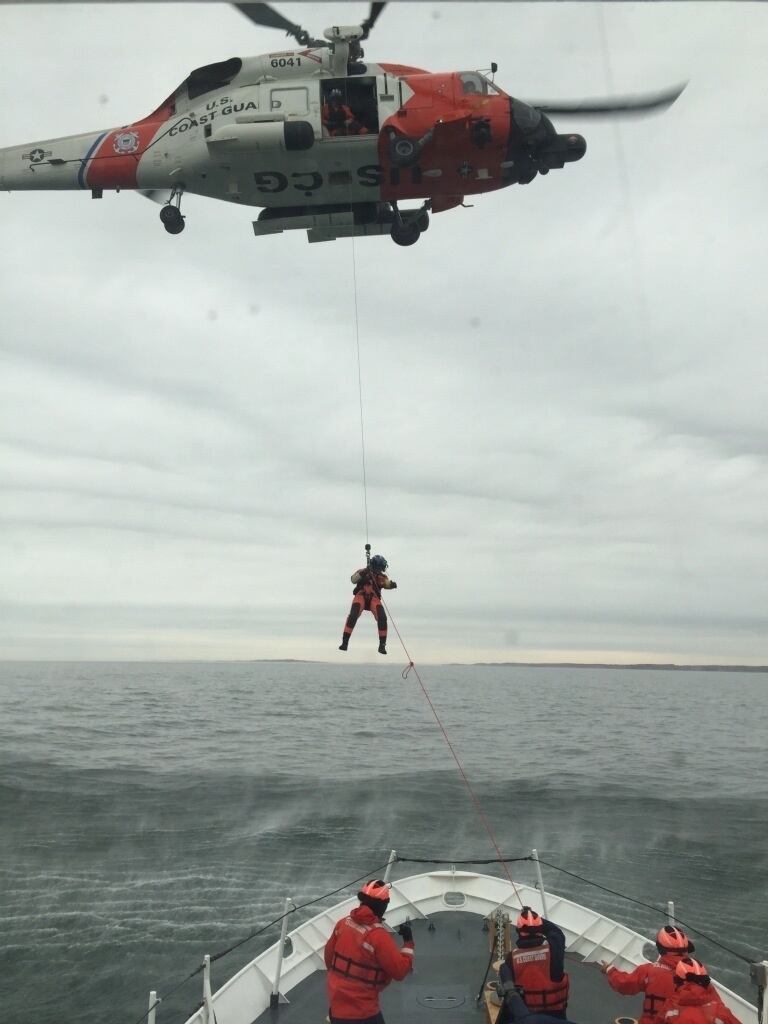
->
[350,236,370,546]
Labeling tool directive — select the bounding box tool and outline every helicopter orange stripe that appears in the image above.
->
[84,122,162,190]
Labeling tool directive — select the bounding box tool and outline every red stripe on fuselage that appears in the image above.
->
[84,122,162,190]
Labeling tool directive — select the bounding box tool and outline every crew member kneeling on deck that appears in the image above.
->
[652,957,743,1024]
[600,925,695,1024]
[499,908,569,1020]
[325,879,414,1024]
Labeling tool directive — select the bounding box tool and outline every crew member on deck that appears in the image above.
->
[339,555,397,655]
[652,958,742,1024]
[600,925,695,1024]
[325,879,414,1024]
[499,908,569,1020]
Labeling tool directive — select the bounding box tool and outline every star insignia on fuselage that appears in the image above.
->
[28,148,47,163]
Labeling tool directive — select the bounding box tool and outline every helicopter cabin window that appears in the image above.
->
[270,87,309,116]
[458,72,500,96]
[321,78,379,138]
[186,57,242,101]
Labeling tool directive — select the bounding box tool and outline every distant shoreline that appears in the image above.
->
[1,659,766,673]
[257,659,768,672]
[466,662,768,672]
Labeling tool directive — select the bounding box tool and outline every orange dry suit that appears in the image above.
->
[653,982,740,1024]
[500,921,569,1018]
[322,101,369,136]
[606,954,689,1023]
[324,904,414,1020]
[342,568,396,645]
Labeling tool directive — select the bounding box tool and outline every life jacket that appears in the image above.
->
[510,943,569,1014]
[328,915,389,989]
[642,960,678,1020]
[352,569,387,598]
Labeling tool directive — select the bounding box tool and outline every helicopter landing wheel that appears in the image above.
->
[391,220,421,246]
[415,210,430,232]
[160,205,185,234]
[388,134,420,169]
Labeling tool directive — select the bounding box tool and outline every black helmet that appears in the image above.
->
[369,554,388,572]
[329,88,343,103]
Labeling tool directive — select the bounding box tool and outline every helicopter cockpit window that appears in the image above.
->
[459,73,500,96]
[186,57,243,101]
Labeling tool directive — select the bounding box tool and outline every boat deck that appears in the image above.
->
[255,911,643,1024]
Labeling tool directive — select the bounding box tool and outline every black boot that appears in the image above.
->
[378,641,387,655]
[339,638,349,651]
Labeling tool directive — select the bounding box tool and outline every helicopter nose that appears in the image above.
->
[563,133,587,161]
[540,132,587,170]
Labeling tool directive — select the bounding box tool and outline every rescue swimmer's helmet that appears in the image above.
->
[516,907,544,933]
[369,555,388,572]
[674,958,710,987]
[329,88,344,104]
[656,925,693,954]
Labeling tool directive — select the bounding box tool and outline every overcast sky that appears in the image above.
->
[0,2,766,665]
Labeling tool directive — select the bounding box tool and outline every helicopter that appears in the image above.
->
[0,3,685,246]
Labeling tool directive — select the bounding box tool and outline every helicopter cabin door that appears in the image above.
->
[320,78,379,139]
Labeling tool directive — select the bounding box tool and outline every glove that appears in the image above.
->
[389,581,398,589]
[397,923,413,942]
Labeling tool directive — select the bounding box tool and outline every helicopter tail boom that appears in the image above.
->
[0,131,113,192]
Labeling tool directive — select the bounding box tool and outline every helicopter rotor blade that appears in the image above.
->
[532,82,687,118]
[233,3,315,46]
[360,3,387,40]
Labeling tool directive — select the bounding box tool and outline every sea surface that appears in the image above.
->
[1,661,766,1024]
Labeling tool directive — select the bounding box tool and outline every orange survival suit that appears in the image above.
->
[322,100,369,136]
[500,918,569,1018]
[653,981,740,1024]
[340,565,397,653]
[324,905,414,1021]
[606,954,691,1023]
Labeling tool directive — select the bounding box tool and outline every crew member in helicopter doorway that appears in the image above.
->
[325,880,414,1024]
[338,555,397,655]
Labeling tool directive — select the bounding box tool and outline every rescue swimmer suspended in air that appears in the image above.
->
[340,549,397,655]
[0,2,686,246]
